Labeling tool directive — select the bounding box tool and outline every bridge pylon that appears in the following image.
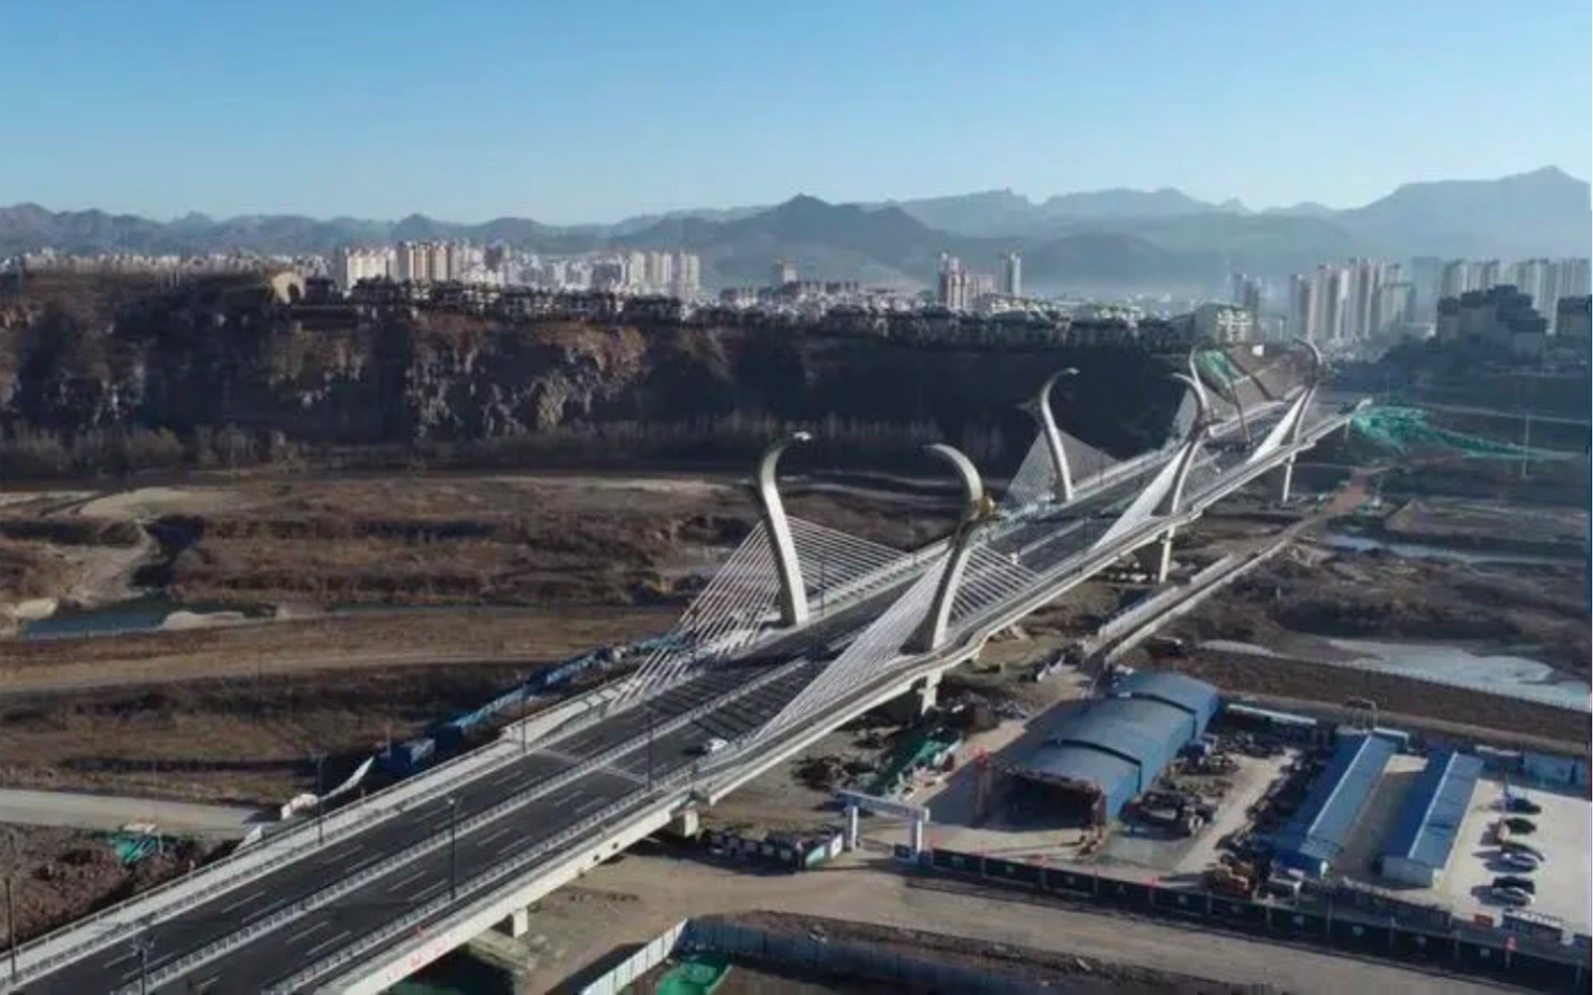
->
[1277,338,1324,503]
[905,443,987,655]
[755,431,812,627]
[1019,367,1079,503]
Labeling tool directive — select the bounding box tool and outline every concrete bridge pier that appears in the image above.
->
[912,672,942,716]
[670,808,701,839]
[1151,530,1175,584]
[1279,454,1297,504]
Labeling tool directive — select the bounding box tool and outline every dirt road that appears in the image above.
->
[519,852,1521,995]
[0,787,268,840]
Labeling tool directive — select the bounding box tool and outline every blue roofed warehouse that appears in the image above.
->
[1006,673,1219,827]
[1275,732,1398,878]
[1379,750,1484,887]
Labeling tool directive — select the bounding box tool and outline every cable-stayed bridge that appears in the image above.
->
[4,343,1365,995]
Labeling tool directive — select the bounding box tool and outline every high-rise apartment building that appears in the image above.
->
[330,247,393,291]
[1473,259,1502,291]
[1287,273,1315,342]
[772,258,798,287]
[670,251,701,297]
[937,254,970,310]
[1000,252,1022,297]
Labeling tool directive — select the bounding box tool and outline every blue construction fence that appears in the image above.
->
[381,633,685,776]
[916,848,1589,991]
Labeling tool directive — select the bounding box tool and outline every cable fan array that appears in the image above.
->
[614,517,910,707]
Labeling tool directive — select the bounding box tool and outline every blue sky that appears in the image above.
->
[1,0,1588,224]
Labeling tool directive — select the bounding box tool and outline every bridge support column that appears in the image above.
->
[755,432,812,628]
[1021,368,1078,502]
[670,809,701,839]
[498,906,532,939]
[910,814,928,854]
[1152,530,1175,585]
[844,804,861,851]
[1279,455,1296,505]
[913,672,941,716]
[906,444,988,655]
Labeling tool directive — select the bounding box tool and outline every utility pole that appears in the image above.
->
[646,701,655,793]
[446,796,459,902]
[5,876,16,982]
[313,752,328,846]
[134,930,155,995]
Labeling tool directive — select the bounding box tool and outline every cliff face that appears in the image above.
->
[0,277,1186,477]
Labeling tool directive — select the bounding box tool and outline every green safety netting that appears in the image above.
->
[106,833,162,866]
[870,729,960,797]
[1195,350,1246,388]
[1350,406,1573,461]
[656,955,732,995]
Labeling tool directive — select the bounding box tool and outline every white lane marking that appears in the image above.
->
[218,888,266,913]
[385,866,430,893]
[194,973,222,992]
[320,841,365,863]
[573,796,606,816]
[284,920,331,946]
[301,929,352,960]
[413,879,448,902]
[105,949,138,968]
[477,824,515,846]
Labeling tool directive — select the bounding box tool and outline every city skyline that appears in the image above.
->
[0,0,1588,223]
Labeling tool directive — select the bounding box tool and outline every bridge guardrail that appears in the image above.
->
[271,656,820,991]
[11,676,673,988]
[98,657,815,994]
[274,768,693,993]
[9,734,524,984]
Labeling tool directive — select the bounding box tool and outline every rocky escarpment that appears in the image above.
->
[0,275,1187,479]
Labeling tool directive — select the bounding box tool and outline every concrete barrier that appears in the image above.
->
[576,920,689,995]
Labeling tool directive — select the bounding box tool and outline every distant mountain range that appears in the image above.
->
[3,167,1587,293]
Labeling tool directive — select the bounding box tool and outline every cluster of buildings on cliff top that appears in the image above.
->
[7,246,1589,365]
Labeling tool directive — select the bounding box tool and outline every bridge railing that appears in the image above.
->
[7,706,584,983]
[94,657,818,994]
[271,655,819,992]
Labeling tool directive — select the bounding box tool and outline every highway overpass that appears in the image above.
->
[3,343,1361,995]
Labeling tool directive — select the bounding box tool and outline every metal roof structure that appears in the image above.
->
[1017,743,1141,794]
[1008,675,1220,820]
[1050,696,1194,781]
[1277,732,1397,866]
[1383,750,1484,869]
[1117,670,1220,732]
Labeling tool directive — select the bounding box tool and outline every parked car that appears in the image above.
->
[1492,875,1536,894]
[1493,886,1534,908]
[1503,816,1538,835]
[1503,794,1542,815]
[1497,851,1542,873]
[1500,839,1547,862]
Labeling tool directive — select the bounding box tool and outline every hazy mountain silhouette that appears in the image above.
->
[3,168,1585,289]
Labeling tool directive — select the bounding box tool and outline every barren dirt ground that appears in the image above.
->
[520,852,1519,995]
